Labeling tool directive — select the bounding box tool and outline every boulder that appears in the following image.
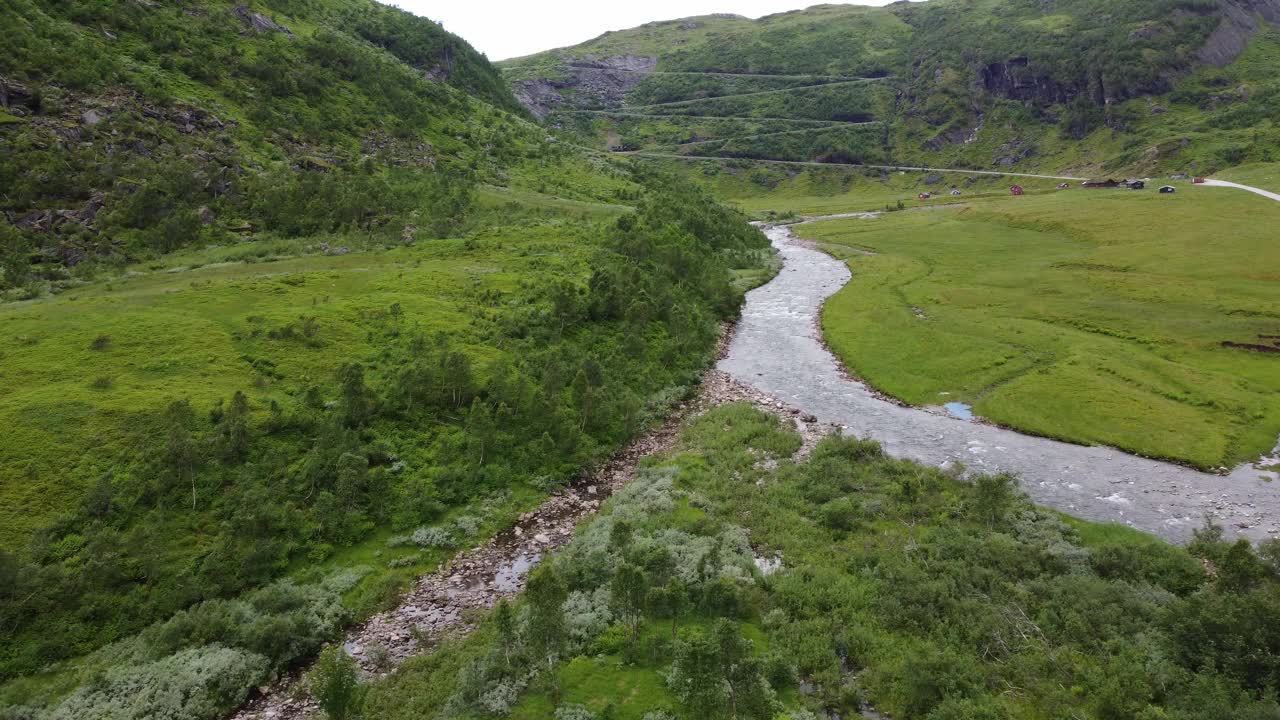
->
[78,193,106,224]
[0,79,32,109]
[231,4,292,35]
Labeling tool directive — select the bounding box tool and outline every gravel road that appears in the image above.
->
[1200,178,1280,203]
[718,222,1280,544]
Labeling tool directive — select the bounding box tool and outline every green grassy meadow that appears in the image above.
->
[0,227,575,547]
[800,183,1280,468]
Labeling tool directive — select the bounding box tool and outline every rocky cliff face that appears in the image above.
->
[978,57,1078,105]
[975,0,1280,109]
[511,55,656,118]
[1200,0,1280,66]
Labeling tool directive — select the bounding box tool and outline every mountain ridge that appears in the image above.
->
[503,0,1280,175]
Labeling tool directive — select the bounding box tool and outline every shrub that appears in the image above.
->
[49,646,269,720]
[411,526,453,548]
[555,705,599,720]
[309,646,367,720]
[454,515,481,537]
[819,497,862,531]
[479,680,521,715]
[564,587,614,645]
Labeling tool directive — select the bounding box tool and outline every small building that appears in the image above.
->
[1193,177,1207,184]
[1125,180,1146,190]
[1159,185,1176,194]
[1010,185,1024,196]
[918,192,931,200]
[950,189,962,196]
[1056,182,1070,189]
[1082,179,1121,188]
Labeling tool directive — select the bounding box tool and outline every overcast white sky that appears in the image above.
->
[387,1,897,61]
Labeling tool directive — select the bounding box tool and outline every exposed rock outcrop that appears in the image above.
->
[924,121,981,151]
[978,57,1077,105]
[424,44,455,83]
[231,4,292,35]
[511,55,657,118]
[993,138,1036,166]
[0,78,32,109]
[1199,0,1280,66]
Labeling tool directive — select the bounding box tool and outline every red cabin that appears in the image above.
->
[918,192,931,200]
[1010,185,1025,196]
[1193,177,1206,184]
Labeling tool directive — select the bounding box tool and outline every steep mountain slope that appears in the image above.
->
[0,2,773,717]
[0,0,528,294]
[365,405,1280,720]
[503,0,1280,174]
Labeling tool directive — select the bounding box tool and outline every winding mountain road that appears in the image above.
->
[624,152,1086,180]
[719,221,1280,544]
[1200,178,1280,202]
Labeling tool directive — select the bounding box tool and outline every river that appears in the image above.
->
[718,221,1280,544]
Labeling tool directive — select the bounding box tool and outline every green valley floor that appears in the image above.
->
[802,179,1280,469]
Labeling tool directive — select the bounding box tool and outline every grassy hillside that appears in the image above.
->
[625,157,1067,218]
[802,182,1280,469]
[364,404,1280,720]
[0,1,775,716]
[504,0,1280,175]
[0,0,530,295]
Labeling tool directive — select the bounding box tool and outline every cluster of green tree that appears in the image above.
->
[656,11,908,77]
[627,74,839,107]
[363,404,1280,719]
[0,0,539,292]
[676,124,889,165]
[37,569,366,720]
[365,457,798,720]
[0,0,513,120]
[643,81,888,123]
[597,115,822,153]
[891,0,1221,138]
[321,0,524,114]
[0,171,768,711]
[699,406,1280,719]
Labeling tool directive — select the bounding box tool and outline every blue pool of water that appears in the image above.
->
[944,402,974,421]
